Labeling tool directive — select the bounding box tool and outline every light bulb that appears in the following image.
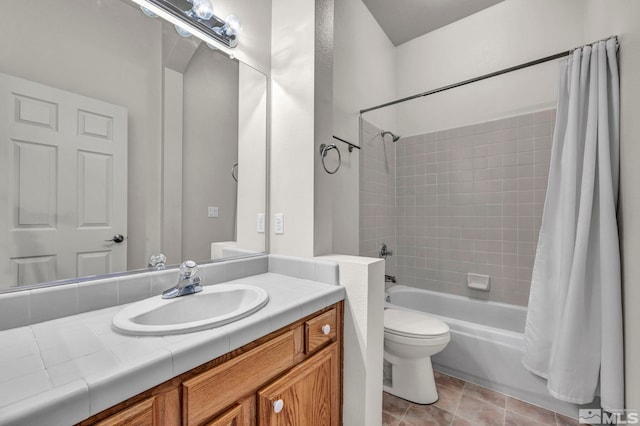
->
[140,6,157,18]
[223,14,241,36]
[174,25,192,38]
[191,0,214,20]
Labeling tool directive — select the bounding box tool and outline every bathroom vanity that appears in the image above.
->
[79,303,342,426]
[0,255,345,426]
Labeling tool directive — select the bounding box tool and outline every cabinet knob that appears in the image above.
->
[273,399,284,414]
[322,324,331,335]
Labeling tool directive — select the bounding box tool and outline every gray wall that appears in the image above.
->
[360,111,554,306]
[182,46,239,261]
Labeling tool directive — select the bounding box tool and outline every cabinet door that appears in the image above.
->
[257,343,339,426]
[204,403,242,426]
[95,397,155,426]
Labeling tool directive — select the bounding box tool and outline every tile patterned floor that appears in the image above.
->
[382,372,582,426]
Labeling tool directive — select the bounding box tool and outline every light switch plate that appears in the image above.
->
[208,207,219,218]
[257,213,265,233]
[274,213,284,234]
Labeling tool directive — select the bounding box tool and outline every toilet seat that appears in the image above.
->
[384,308,449,339]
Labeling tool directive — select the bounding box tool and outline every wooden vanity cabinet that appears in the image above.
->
[79,302,342,426]
[257,343,339,426]
[94,397,156,426]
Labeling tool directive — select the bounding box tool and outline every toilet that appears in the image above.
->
[383,308,451,404]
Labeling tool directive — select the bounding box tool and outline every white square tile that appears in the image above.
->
[150,269,177,296]
[38,326,104,368]
[198,262,225,286]
[0,292,30,330]
[224,256,268,281]
[0,353,44,384]
[314,261,339,285]
[299,296,329,318]
[86,349,173,416]
[80,306,123,336]
[118,273,151,304]
[0,370,51,408]
[0,327,37,360]
[0,380,89,426]
[227,309,270,350]
[78,279,118,313]
[268,303,302,331]
[268,255,315,280]
[169,330,230,376]
[109,337,166,363]
[30,284,79,324]
[47,350,119,387]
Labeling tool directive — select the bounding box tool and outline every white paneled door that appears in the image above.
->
[0,72,127,288]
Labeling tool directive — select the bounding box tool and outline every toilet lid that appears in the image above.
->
[384,309,449,338]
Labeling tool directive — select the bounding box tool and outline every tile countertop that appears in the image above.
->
[0,272,345,426]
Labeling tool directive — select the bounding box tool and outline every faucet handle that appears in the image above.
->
[148,252,167,270]
[179,260,198,278]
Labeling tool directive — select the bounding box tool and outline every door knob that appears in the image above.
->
[105,234,125,243]
[273,399,284,414]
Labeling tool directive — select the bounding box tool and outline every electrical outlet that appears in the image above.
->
[274,213,284,234]
[208,207,219,218]
[257,213,265,233]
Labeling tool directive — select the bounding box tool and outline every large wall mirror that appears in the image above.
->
[0,0,268,292]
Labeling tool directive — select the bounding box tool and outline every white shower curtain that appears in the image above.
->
[523,38,622,411]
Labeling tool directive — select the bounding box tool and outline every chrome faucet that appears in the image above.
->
[161,260,202,299]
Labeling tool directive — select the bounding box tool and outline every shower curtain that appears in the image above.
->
[523,38,622,411]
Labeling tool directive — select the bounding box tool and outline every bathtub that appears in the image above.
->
[386,285,590,418]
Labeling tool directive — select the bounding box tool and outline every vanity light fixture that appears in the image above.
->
[175,24,193,38]
[133,0,241,49]
[139,6,158,18]
[188,0,215,20]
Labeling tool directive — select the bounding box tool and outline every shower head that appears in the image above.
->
[380,130,401,142]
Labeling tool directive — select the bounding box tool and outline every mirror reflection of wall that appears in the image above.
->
[0,0,267,290]
[181,43,238,261]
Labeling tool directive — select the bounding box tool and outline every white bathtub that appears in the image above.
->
[386,285,591,418]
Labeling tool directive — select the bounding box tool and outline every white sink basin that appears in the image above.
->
[112,284,269,336]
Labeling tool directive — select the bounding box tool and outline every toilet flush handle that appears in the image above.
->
[322,324,331,335]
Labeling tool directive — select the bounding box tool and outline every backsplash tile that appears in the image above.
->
[361,111,554,306]
[268,255,316,280]
[117,273,151,305]
[0,291,30,331]
[30,284,79,324]
[150,269,178,296]
[224,255,268,281]
[0,254,332,328]
[78,279,118,313]
[198,262,226,286]
[268,255,339,285]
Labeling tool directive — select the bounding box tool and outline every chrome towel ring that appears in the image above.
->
[231,162,238,182]
[320,143,341,174]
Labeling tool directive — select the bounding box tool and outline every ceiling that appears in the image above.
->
[361,0,505,46]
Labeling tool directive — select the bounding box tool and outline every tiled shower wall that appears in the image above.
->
[359,119,396,277]
[360,110,555,306]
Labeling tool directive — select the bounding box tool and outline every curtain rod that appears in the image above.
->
[360,35,618,115]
